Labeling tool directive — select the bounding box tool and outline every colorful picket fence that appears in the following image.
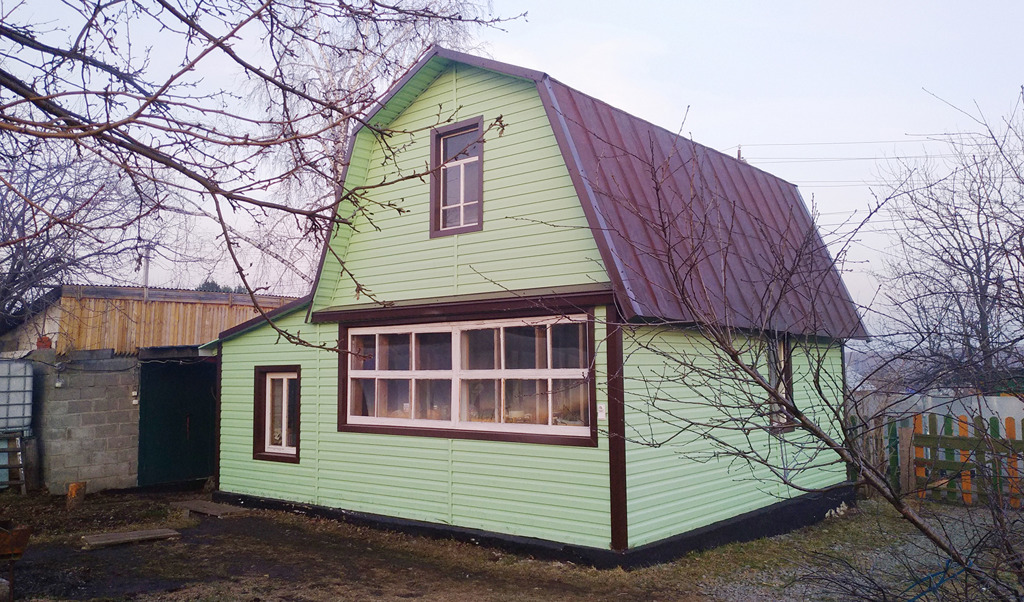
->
[908,412,1024,507]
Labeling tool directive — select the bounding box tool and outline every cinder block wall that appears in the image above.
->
[30,349,140,493]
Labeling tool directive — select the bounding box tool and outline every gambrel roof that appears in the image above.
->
[319,47,866,340]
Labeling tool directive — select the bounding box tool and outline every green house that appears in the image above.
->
[210,48,866,565]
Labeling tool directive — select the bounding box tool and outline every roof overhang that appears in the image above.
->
[138,345,216,361]
[210,295,312,345]
[312,284,614,326]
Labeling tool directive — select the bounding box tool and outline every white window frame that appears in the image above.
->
[265,371,299,455]
[438,140,481,230]
[347,315,591,436]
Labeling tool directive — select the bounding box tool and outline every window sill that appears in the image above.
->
[769,423,798,434]
[338,423,598,447]
[253,451,301,464]
[429,222,483,238]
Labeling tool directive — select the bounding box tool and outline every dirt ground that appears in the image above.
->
[0,489,920,601]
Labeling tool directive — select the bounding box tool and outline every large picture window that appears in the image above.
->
[254,365,301,463]
[344,316,593,440]
[430,117,484,237]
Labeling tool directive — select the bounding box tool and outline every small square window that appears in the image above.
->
[430,117,484,237]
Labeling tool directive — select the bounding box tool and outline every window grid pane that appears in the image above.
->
[415,379,452,420]
[269,378,284,446]
[351,335,376,370]
[438,157,480,230]
[351,378,376,417]
[380,379,411,418]
[286,380,299,447]
[264,372,298,454]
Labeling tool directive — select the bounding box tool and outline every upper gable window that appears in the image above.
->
[430,117,484,237]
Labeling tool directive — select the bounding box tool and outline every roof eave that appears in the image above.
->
[211,295,312,345]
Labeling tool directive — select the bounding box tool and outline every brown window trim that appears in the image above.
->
[254,365,302,463]
[337,312,599,447]
[769,335,797,434]
[429,116,485,238]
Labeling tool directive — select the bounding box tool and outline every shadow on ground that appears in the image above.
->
[15,509,605,601]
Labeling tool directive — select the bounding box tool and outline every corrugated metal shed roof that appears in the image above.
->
[320,47,866,340]
[59,284,295,306]
[3,285,299,355]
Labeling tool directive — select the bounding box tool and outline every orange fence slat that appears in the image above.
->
[959,415,972,505]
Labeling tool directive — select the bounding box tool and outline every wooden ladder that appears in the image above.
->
[0,433,26,494]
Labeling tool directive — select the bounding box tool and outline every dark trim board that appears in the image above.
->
[313,289,614,325]
[622,485,856,567]
[334,422,597,446]
[213,484,855,569]
[214,341,223,488]
[213,489,616,566]
[606,304,627,551]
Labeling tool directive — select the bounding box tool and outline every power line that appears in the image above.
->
[728,139,945,149]
[725,133,990,151]
[749,154,961,164]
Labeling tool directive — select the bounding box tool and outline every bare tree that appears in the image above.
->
[0,137,180,331]
[876,99,1024,395]
[580,94,1024,598]
[0,0,508,305]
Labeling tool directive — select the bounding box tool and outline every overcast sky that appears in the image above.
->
[478,1,1024,306]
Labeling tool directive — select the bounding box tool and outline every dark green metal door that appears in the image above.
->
[138,360,217,487]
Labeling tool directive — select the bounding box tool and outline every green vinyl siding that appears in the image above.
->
[219,306,613,549]
[219,308,334,503]
[313,62,608,312]
[785,341,848,491]
[621,327,846,548]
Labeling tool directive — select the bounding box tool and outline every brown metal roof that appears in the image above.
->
[539,80,867,338]
[216,294,311,342]
[317,47,867,339]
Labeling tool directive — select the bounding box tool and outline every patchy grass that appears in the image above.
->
[3,491,922,601]
[0,489,199,545]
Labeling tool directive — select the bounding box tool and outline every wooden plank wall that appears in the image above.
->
[56,296,290,355]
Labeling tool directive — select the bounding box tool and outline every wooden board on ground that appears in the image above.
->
[171,500,248,518]
[81,528,180,550]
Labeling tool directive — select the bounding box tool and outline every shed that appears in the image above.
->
[0,285,294,492]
